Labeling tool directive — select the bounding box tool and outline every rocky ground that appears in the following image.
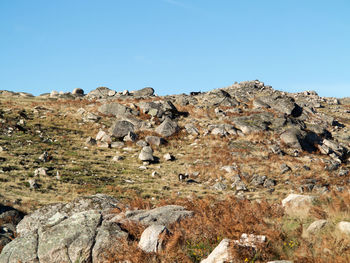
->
[0,81,350,262]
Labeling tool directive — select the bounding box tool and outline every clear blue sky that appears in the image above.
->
[1,0,349,97]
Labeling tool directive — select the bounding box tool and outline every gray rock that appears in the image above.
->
[110,120,134,139]
[282,194,314,218]
[251,175,266,186]
[123,131,137,142]
[16,194,120,236]
[136,140,148,147]
[303,219,328,237]
[98,102,133,117]
[163,153,173,161]
[200,238,231,263]
[85,136,97,146]
[145,136,166,146]
[155,118,179,137]
[87,87,116,99]
[28,179,39,189]
[139,146,154,162]
[280,128,303,149]
[0,195,124,263]
[185,123,200,136]
[0,231,39,263]
[213,182,227,191]
[138,224,170,253]
[37,210,101,263]
[132,87,154,97]
[122,205,193,226]
[281,164,291,174]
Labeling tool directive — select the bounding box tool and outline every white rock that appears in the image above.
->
[337,221,350,235]
[282,194,314,217]
[201,239,231,263]
[138,224,169,253]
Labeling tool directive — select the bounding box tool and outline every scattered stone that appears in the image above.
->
[139,146,154,162]
[38,151,50,162]
[213,182,227,191]
[281,164,291,174]
[34,168,47,177]
[185,123,200,136]
[28,179,39,189]
[138,224,170,253]
[145,136,166,146]
[136,140,148,147]
[123,131,137,142]
[155,118,179,137]
[282,194,314,218]
[303,219,328,237]
[112,155,124,162]
[85,136,97,146]
[337,221,350,235]
[121,205,193,226]
[110,120,134,139]
[200,238,231,263]
[110,141,125,148]
[163,153,174,161]
[132,87,155,97]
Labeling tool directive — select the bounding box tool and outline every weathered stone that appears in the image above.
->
[337,221,350,235]
[98,103,133,117]
[132,87,154,97]
[121,205,193,226]
[282,194,314,218]
[303,220,328,237]
[138,224,170,253]
[145,136,166,146]
[155,118,179,137]
[110,120,134,138]
[139,146,154,162]
[201,239,232,263]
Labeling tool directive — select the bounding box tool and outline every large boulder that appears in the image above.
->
[138,100,179,119]
[110,120,134,139]
[0,205,24,251]
[258,96,302,117]
[280,128,303,149]
[282,194,314,218]
[138,146,154,162]
[120,205,193,227]
[138,224,170,253]
[0,195,127,263]
[132,87,155,97]
[155,118,180,137]
[87,87,117,99]
[98,103,133,117]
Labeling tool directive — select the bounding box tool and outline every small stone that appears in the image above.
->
[123,131,137,142]
[139,146,154,162]
[85,137,97,146]
[28,179,39,189]
[110,142,125,148]
[163,153,173,161]
[138,225,170,253]
[213,182,227,191]
[112,156,124,162]
[34,168,47,177]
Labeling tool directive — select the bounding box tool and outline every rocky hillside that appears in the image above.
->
[0,81,350,262]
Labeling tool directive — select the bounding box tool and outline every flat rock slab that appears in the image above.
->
[122,205,193,226]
